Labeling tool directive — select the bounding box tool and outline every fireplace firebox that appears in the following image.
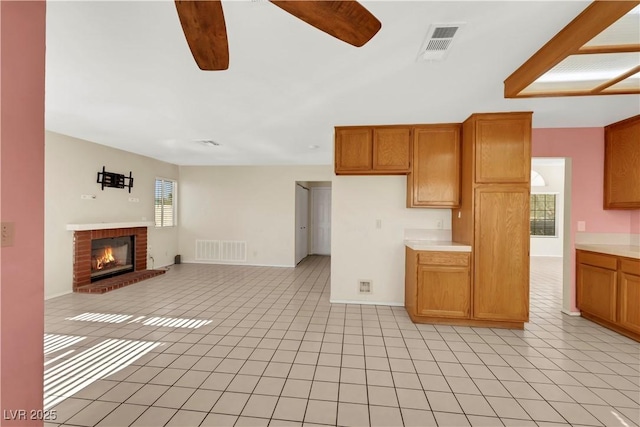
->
[72,226,151,292]
[91,236,135,281]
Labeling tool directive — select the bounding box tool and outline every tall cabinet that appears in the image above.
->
[453,112,532,327]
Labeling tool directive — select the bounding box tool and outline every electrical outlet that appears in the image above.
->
[1,222,15,247]
[577,221,586,232]
[436,219,443,229]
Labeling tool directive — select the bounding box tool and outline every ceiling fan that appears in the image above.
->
[174,0,382,71]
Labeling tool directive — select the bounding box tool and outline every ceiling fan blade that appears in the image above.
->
[270,1,381,47]
[175,0,229,70]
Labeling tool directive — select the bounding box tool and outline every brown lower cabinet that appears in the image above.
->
[577,249,640,342]
[406,249,470,322]
[405,248,525,328]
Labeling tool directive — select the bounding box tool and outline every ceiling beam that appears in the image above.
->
[591,65,640,93]
[576,44,640,54]
[508,88,640,98]
[504,1,640,98]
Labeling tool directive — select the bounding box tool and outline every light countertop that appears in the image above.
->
[405,240,472,252]
[575,244,640,260]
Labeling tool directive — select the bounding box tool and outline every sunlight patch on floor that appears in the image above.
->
[44,338,160,410]
[44,334,86,355]
[65,313,133,323]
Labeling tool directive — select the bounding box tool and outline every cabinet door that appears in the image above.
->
[473,186,529,322]
[372,128,411,172]
[604,115,640,209]
[618,272,640,334]
[475,114,531,184]
[408,125,460,207]
[577,263,617,322]
[417,266,470,318]
[335,128,372,173]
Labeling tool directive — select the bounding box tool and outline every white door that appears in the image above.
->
[311,187,331,255]
[295,185,309,264]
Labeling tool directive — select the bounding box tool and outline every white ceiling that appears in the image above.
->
[45,1,640,166]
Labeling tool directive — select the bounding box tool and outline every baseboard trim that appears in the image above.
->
[530,255,563,258]
[45,290,73,300]
[183,261,295,268]
[561,309,581,316]
[329,299,404,307]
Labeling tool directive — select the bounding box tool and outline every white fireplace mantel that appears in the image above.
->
[66,221,154,231]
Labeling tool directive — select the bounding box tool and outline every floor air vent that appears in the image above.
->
[359,280,372,294]
[196,240,247,262]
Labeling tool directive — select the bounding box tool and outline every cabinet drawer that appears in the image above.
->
[621,258,640,275]
[577,250,617,270]
[418,252,469,267]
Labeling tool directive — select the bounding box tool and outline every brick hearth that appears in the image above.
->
[73,227,162,292]
[74,269,166,294]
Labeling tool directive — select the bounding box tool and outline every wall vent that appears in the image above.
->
[196,240,247,262]
[359,280,372,294]
[419,23,465,61]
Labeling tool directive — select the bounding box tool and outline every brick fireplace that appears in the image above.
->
[72,225,164,293]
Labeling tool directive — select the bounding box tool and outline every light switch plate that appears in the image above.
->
[1,222,15,247]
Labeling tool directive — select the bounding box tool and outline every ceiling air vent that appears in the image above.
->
[197,139,221,147]
[419,23,464,61]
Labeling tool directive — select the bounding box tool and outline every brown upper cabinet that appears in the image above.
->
[335,126,411,175]
[604,115,640,210]
[471,113,532,184]
[407,124,461,208]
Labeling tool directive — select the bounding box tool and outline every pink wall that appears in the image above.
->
[632,211,640,236]
[533,128,633,233]
[1,1,46,424]
[532,127,635,311]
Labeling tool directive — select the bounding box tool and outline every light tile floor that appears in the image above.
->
[44,256,639,427]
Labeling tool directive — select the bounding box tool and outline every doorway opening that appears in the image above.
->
[529,158,573,314]
[295,181,332,265]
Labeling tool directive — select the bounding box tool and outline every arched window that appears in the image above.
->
[531,170,546,187]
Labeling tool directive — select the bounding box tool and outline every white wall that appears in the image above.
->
[44,131,179,298]
[331,175,451,305]
[178,166,333,267]
[530,159,565,257]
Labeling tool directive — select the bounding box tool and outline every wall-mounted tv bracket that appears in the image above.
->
[97,166,134,193]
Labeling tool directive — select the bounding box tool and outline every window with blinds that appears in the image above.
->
[530,194,556,236]
[155,178,176,227]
